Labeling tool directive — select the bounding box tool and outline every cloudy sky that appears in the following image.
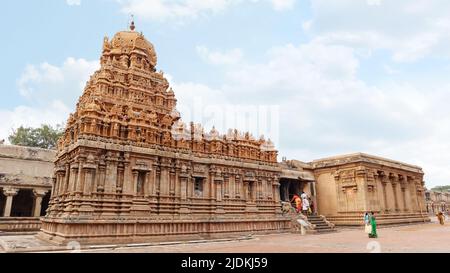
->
[1,0,450,188]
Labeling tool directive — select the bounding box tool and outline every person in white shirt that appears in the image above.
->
[300,192,308,200]
[302,197,310,215]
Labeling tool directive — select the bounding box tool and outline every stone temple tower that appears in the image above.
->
[39,22,288,244]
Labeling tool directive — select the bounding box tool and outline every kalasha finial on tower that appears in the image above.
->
[130,15,136,31]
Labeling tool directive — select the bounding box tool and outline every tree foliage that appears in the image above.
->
[431,185,450,192]
[8,124,64,150]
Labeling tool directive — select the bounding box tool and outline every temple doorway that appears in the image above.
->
[10,189,33,217]
[279,178,304,202]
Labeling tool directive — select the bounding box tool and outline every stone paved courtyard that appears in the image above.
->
[0,217,448,253]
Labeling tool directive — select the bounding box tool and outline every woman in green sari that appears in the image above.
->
[369,212,378,238]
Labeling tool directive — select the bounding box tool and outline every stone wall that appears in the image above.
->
[0,145,54,231]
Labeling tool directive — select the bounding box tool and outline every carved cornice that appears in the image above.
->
[311,153,423,174]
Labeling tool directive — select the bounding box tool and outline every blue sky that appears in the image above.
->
[1,0,450,188]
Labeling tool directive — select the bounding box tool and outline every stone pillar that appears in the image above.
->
[267,178,273,200]
[215,177,223,202]
[273,180,281,202]
[417,180,426,214]
[391,179,400,212]
[376,173,387,213]
[251,181,257,202]
[235,175,241,199]
[257,179,262,200]
[104,153,118,194]
[132,170,139,195]
[75,158,85,194]
[146,171,152,196]
[160,160,170,196]
[179,172,190,214]
[409,178,419,212]
[187,176,194,199]
[122,157,133,195]
[52,174,59,198]
[154,164,161,195]
[97,163,106,192]
[64,163,70,194]
[355,167,369,212]
[67,164,77,194]
[2,187,18,217]
[400,176,410,212]
[381,179,388,212]
[83,167,96,195]
[243,181,249,202]
[224,175,229,199]
[32,189,48,217]
[311,181,318,214]
[169,169,176,196]
[180,175,188,201]
[273,179,281,214]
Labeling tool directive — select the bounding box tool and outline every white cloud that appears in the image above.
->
[383,65,400,75]
[306,0,450,62]
[118,0,296,22]
[0,58,99,142]
[17,58,99,106]
[270,0,295,11]
[119,0,239,22]
[196,46,244,65]
[66,0,81,6]
[0,101,71,142]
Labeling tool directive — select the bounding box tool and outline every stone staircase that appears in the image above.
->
[306,215,337,234]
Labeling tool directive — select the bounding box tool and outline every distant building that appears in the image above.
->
[0,144,54,231]
[311,153,429,225]
[425,189,450,214]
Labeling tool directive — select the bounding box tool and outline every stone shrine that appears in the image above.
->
[39,22,289,244]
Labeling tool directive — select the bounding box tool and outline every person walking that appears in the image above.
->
[368,212,378,238]
[364,212,371,234]
[437,211,445,225]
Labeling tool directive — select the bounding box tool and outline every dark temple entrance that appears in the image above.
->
[11,189,34,217]
[279,178,305,202]
[0,188,5,216]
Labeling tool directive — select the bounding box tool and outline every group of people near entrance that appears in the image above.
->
[291,192,314,215]
[364,212,378,238]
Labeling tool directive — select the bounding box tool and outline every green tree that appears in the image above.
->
[431,185,450,192]
[8,124,64,150]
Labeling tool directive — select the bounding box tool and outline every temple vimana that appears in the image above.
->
[0,23,430,244]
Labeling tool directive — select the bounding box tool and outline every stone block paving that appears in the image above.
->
[0,217,449,253]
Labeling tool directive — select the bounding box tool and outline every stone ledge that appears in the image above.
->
[2,235,255,253]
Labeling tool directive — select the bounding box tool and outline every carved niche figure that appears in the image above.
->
[144,111,158,125]
[110,104,123,119]
[120,55,129,69]
[161,131,172,146]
